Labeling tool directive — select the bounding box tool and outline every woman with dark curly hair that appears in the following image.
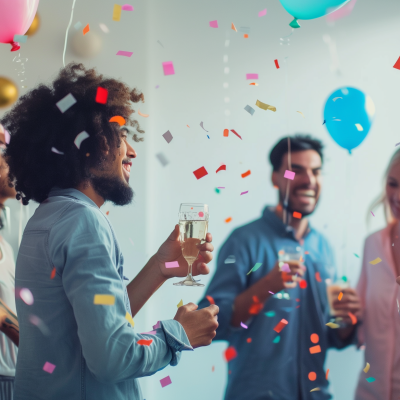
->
[0,63,218,400]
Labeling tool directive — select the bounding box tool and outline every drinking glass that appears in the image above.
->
[277,245,304,300]
[173,203,209,287]
[326,277,349,320]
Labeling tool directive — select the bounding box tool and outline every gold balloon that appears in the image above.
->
[25,13,40,37]
[0,78,18,108]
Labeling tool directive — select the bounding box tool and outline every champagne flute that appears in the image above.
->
[173,203,209,287]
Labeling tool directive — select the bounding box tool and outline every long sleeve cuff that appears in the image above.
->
[160,320,193,366]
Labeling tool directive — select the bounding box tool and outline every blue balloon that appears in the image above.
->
[279,0,349,20]
[323,87,375,154]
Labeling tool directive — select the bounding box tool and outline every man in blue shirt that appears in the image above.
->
[0,63,219,400]
[199,135,362,400]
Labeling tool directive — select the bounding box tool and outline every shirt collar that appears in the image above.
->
[48,187,99,209]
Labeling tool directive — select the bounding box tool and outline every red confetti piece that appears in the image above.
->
[225,217,232,223]
[83,24,90,35]
[216,165,226,173]
[310,333,319,344]
[309,345,321,354]
[299,280,307,289]
[315,272,322,282]
[212,366,215,372]
[106,211,109,215]
[223,129,229,137]
[206,295,215,305]
[292,211,302,219]
[247,338,252,343]
[230,129,242,140]
[95,87,108,104]
[241,170,251,178]
[274,59,280,69]
[326,369,330,380]
[273,319,288,333]
[394,56,400,70]
[348,311,357,325]
[224,346,237,362]
[137,339,153,346]
[50,267,56,280]
[193,166,208,180]
[249,302,263,314]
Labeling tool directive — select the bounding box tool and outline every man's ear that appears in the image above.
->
[271,171,279,188]
[98,135,110,156]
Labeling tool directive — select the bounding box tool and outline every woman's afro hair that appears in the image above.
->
[1,62,145,205]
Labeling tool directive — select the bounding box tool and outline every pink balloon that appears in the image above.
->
[0,0,39,51]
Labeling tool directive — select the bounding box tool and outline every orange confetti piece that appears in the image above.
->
[109,116,126,126]
[249,82,258,86]
[223,129,229,137]
[241,170,251,178]
[206,295,215,305]
[225,217,232,223]
[293,211,302,219]
[309,345,321,354]
[231,22,237,32]
[50,267,56,280]
[348,311,357,325]
[326,369,330,380]
[315,272,322,282]
[212,366,215,372]
[137,339,153,346]
[308,371,316,381]
[138,110,149,118]
[273,319,288,333]
[244,34,249,38]
[305,251,309,254]
[83,24,90,35]
[106,211,109,215]
[310,333,319,344]
[338,292,343,301]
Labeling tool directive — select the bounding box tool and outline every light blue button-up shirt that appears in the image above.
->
[199,207,357,400]
[14,187,192,400]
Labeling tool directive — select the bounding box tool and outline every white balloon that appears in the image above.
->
[71,30,102,58]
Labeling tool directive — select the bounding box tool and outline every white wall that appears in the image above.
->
[1,0,400,399]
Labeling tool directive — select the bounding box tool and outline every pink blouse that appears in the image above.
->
[356,224,400,400]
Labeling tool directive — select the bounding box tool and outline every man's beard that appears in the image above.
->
[278,188,316,217]
[90,173,134,206]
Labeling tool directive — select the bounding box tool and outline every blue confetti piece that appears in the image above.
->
[265,311,276,317]
[207,135,210,139]
[366,377,375,383]
[244,105,255,116]
[272,335,280,343]
[13,34,27,43]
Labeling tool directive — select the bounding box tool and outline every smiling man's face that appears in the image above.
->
[272,150,322,217]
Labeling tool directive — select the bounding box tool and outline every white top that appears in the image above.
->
[355,225,400,400]
[0,236,17,377]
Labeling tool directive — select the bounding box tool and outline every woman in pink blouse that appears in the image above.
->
[356,148,400,400]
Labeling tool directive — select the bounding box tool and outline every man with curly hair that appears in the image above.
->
[0,63,219,400]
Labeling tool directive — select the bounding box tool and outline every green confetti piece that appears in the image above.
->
[366,377,375,383]
[342,276,348,282]
[354,253,360,258]
[247,263,262,275]
[272,335,280,343]
[215,188,220,194]
[265,311,276,317]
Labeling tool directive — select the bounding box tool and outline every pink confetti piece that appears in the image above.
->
[121,4,134,11]
[165,261,179,268]
[160,376,172,388]
[153,321,161,330]
[269,291,275,294]
[370,211,375,216]
[240,191,248,195]
[4,129,10,144]
[162,61,175,76]
[141,330,157,335]
[246,73,258,80]
[281,263,290,272]
[43,362,56,374]
[19,288,34,305]
[284,170,295,180]
[209,20,218,28]
[218,187,225,189]
[240,322,248,329]
[258,9,267,17]
[116,50,133,57]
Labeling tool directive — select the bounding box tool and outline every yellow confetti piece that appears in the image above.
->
[255,99,276,112]
[355,123,364,131]
[363,362,370,373]
[369,257,382,265]
[125,312,134,327]
[297,111,305,118]
[310,388,320,392]
[94,294,115,305]
[113,4,122,21]
[177,299,183,308]
[325,322,340,329]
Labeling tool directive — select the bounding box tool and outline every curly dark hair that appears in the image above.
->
[0,63,145,205]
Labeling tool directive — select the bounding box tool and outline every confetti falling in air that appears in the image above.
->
[116,50,133,57]
[160,376,172,388]
[240,191,248,196]
[231,22,237,32]
[241,170,251,178]
[366,377,376,383]
[315,272,322,282]
[348,311,357,325]
[156,152,169,166]
[223,129,229,137]
[265,310,276,317]
[138,110,149,117]
[121,4,134,11]
[292,211,302,219]
[247,263,262,275]
[255,100,276,112]
[297,111,305,118]
[162,61,175,75]
[51,147,64,155]
[272,335,280,343]
[338,292,343,301]
[200,121,209,132]
[74,131,90,149]
[355,123,364,131]
[244,105,255,116]
[258,8,267,17]
[99,23,109,33]
[82,24,90,35]
[284,170,295,180]
[246,73,258,80]
[94,294,115,305]
[273,319,288,333]
[363,362,370,373]
[326,322,340,329]
[209,20,218,28]
[29,314,51,336]
[206,295,215,305]
[50,267,56,279]
[162,130,173,143]
[125,312,134,327]
[230,129,242,140]
[19,288,34,305]
[308,372,317,381]
[216,164,226,173]
[225,217,232,223]
[137,339,153,346]
[165,261,179,268]
[310,388,320,392]
[280,263,290,272]
[370,211,375,216]
[13,34,28,43]
[56,93,77,113]
[393,56,400,70]
[177,299,183,308]
[109,116,126,126]
[240,322,248,329]
[354,253,360,258]
[74,21,82,30]
[299,280,307,289]
[193,166,208,180]
[369,257,382,265]
[274,59,280,69]
[224,346,237,362]
[95,87,108,104]
[326,369,330,380]
[43,362,56,374]
[224,255,236,264]
[113,4,122,21]
[309,345,321,354]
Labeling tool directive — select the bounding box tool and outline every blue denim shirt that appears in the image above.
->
[14,187,192,400]
[199,207,357,400]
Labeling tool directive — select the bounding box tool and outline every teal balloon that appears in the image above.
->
[280,0,350,20]
[323,87,375,154]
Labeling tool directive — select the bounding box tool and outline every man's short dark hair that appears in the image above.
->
[1,63,145,205]
[269,134,324,171]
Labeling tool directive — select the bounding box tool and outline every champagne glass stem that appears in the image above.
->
[187,261,193,280]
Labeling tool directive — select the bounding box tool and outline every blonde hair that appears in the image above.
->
[370,147,400,224]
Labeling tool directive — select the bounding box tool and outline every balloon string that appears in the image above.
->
[62,0,77,67]
[283,138,291,226]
